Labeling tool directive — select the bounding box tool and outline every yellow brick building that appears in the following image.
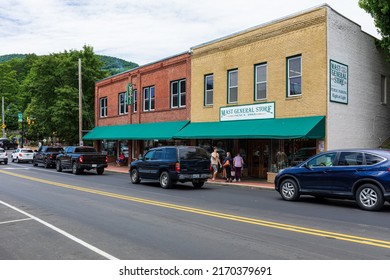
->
[176,6,330,180]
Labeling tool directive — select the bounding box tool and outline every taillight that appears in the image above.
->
[49,154,53,159]
[19,153,23,157]
[105,155,108,163]
[79,155,84,163]
[175,162,180,172]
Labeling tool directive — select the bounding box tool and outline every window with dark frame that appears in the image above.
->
[171,79,186,108]
[228,69,238,103]
[118,92,128,115]
[255,63,267,100]
[133,89,138,113]
[204,74,214,106]
[287,56,302,97]
[99,97,107,118]
[143,86,155,112]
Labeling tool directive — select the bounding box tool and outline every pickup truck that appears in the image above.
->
[55,146,108,175]
[33,146,64,168]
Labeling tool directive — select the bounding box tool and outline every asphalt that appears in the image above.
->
[106,163,275,190]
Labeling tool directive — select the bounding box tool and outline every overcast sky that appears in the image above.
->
[0,0,380,65]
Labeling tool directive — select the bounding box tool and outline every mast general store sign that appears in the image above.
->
[220,103,275,121]
[330,60,348,104]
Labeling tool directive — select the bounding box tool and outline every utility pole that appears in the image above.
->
[2,97,5,138]
[79,58,83,146]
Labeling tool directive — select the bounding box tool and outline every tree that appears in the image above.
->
[359,0,390,59]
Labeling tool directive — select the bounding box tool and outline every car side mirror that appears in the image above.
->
[303,163,312,170]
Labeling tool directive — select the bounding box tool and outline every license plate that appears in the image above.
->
[92,164,97,167]
[193,174,200,178]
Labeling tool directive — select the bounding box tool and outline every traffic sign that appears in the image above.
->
[18,113,23,122]
[1,124,6,129]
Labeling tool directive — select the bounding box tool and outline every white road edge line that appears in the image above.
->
[0,217,33,225]
[0,200,119,260]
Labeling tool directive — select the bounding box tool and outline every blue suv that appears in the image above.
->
[274,149,390,211]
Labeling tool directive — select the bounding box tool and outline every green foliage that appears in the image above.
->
[99,55,138,76]
[0,45,135,144]
[359,0,390,60]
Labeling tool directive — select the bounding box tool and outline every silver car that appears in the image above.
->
[0,148,8,164]
[11,148,34,163]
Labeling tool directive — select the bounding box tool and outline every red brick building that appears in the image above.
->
[84,52,191,161]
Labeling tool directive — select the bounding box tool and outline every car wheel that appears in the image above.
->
[44,159,50,168]
[160,171,172,189]
[16,157,20,163]
[192,181,205,188]
[96,168,104,175]
[11,157,14,162]
[56,160,62,172]
[280,178,300,201]
[356,184,384,211]
[130,169,140,184]
[72,162,80,175]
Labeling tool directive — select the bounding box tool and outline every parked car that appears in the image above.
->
[0,138,18,150]
[130,146,211,188]
[275,149,390,211]
[33,146,64,168]
[11,148,34,163]
[0,148,8,164]
[56,146,108,175]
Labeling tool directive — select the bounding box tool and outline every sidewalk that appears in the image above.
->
[105,163,274,190]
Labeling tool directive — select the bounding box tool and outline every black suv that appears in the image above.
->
[129,146,211,188]
[0,138,18,150]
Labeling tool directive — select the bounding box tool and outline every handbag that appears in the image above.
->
[223,160,230,167]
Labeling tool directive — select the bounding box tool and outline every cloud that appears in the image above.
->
[0,0,380,65]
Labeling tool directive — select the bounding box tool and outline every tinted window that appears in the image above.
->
[153,149,163,160]
[75,147,96,153]
[336,152,363,166]
[144,150,154,160]
[307,152,336,167]
[179,147,209,160]
[365,153,385,165]
[165,148,177,160]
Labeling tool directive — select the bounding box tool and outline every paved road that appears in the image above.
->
[1,161,390,260]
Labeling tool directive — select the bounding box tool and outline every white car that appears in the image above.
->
[12,148,34,163]
[0,148,8,164]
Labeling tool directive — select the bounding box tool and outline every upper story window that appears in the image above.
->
[133,89,138,113]
[255,63,267,100]
[228,69,238,104]
[381,75,387,105]
[143,86,155,112]
[99,97,107,118]
[204,74,214,106]
[118,92,128,115]
[287,55,302,97]
[171,79,186,108]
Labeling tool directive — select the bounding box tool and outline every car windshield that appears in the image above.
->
[179,147,209,160]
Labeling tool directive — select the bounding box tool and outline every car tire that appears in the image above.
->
[97,168,104,175]
[44,159,50,168]
[280,178,300,201]
[56,160,62,172]
[192,181,205,188]
[130,169,141,184]
[356,184,384,211]
[16,157,20,163]
[72,162,80,175]
[160,171,172,189]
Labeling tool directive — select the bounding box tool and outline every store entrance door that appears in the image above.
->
[247,140,269,178]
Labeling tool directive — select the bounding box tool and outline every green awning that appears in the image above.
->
[83,120,189,141]
[174,116,325,139]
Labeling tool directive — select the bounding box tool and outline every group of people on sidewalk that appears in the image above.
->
[210,147,244,183]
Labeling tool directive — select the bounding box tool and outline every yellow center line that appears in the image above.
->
[2,169,390,249]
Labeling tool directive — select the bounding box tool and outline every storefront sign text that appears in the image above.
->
[330,60,348,104]
[220,103,275,121]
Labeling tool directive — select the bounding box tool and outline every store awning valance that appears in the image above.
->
[173,116,325,139]
[83,120,189,141]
